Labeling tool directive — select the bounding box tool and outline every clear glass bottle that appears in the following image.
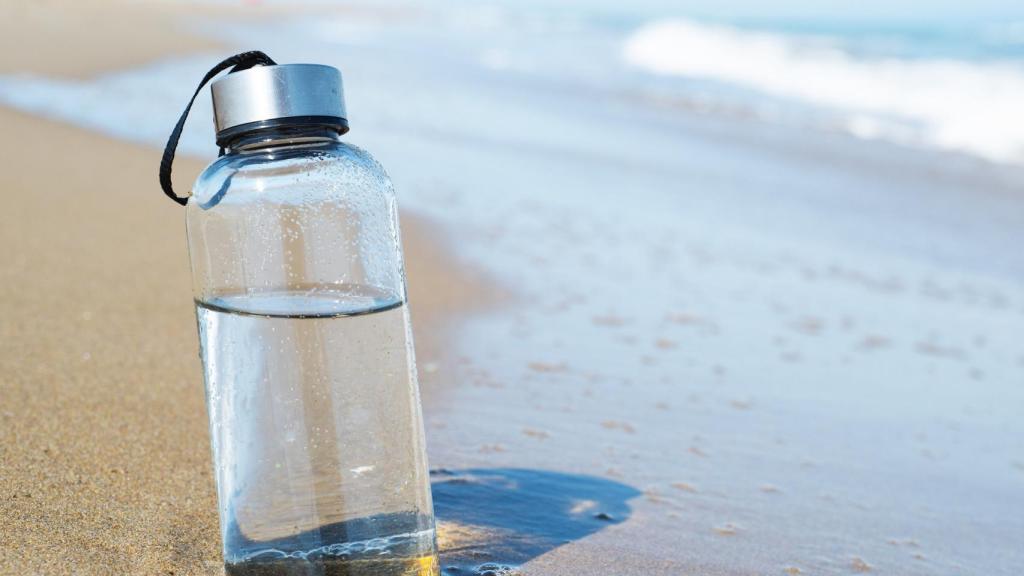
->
[186,64,437,575]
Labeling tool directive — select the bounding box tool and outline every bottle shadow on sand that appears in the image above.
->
[431,468,641,575]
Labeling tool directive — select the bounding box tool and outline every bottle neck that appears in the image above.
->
[221,124,342,153]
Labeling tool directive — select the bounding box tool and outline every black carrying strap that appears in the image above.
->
[158,51,277,206]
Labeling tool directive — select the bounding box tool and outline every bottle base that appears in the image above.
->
[225,553,439,576]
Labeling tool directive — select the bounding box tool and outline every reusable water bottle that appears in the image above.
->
[158,52,438,575]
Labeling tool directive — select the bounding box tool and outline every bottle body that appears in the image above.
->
[187,129,437,575]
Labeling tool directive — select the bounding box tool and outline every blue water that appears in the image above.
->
[436,0,1024,56]
[2,0,1024,164]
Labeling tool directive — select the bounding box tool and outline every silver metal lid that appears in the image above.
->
[210,63,347,137]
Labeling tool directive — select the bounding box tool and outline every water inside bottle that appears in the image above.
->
[196,285,437,576]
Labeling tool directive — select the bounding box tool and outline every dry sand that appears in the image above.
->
[0,105,484,574]
[0,0,426,79]
[5,3,1022,575]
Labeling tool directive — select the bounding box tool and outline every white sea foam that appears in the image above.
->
[0,56,222,157]
[623,19,1024,165]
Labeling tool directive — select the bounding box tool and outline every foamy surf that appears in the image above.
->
[623,19,1024,165]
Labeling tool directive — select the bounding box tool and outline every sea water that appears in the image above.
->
[196,287,437,576]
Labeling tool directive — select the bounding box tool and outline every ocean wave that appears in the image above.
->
[623,19,1024,165]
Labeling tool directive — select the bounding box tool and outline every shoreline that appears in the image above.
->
[2,2,1023,575]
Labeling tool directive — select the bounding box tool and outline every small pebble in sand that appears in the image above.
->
[759,484,781,494]
[850,557,873,572]
[666,312,704,325]
[858,335,891,350]
[793,316,824,335]
[527,361,568,373]
[730,399,753,410]
[522,428,549,440]
[644,488,664,503]
[713,523,740,536]
[601,420,636,434]
[672,482,698,493]
[783,567,803,575]
[886,538,920,548]
[655,338,678,350]
[689,446,709,457]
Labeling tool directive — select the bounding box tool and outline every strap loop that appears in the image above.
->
[158,51,277,206]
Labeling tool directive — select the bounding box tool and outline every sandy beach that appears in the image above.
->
[0,103,485,573]
[0,7,502,574]
[2,1,1024,575]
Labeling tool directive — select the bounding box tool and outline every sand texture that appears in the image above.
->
[0,107,479,574]
[0,1,223,78]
